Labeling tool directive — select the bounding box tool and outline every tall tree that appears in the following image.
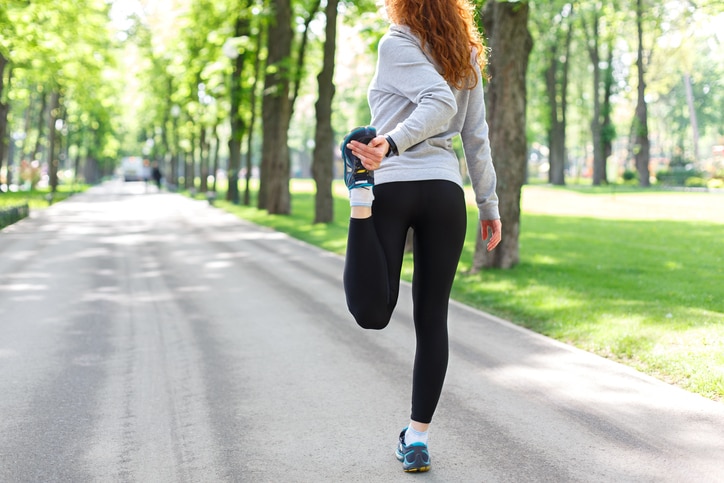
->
[290,0,322,117]
[311,0,339,223]
[3,0,119,187]
[0,4,20,186]
[540,3,574,186]
[473,0,533,270]
[46,89,60,192]
[243,24,265,206]
[632,0,651,186]
[259,0,294,214]
[580,2,611,185]
[259,0,321,213]
[682,73,699,162]
[227,13,247,204]
[0,53,10,183]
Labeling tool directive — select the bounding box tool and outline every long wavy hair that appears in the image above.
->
[385,0,487,89]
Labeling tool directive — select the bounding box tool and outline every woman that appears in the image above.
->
[342,0,501,473]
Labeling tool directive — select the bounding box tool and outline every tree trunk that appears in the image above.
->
[211,125,220,193]
[312,0,339,224]
[545,15,572,187]
[170,114,180,190]
[185,133,195,190]
[472,1,532,271]
[178,151,186,189]
[683,73,699,162]
[558,19,572,184]
[587,10,607,186]
[161,91,172,187]
[199,125,209,192]
[73,145,81,183]
[9,85,33,187]
[20,96,32,159]
[546,52,565,186]
[31,90,47,164]
[260,0,293,214]
[244,28,264,206]
[47,90,60,193]
[545,50,558,184]
[84,154,99,184]
[602,46,615,163]
[633,0,650,187]
[0,54,10,184]
[84,129,99,184]
[227,13,248,204]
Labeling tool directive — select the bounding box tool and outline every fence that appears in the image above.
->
[0,203,30,230]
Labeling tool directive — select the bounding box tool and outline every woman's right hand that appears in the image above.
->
[346,135,389,171]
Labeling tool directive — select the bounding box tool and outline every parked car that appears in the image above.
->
[121,156,146,182]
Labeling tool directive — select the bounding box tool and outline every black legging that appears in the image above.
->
[344,180,467,423]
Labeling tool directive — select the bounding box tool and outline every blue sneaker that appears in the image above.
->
[341,126,376,189]
[395,429,431,473]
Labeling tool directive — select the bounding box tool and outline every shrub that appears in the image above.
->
[656,167,705,186]
[622,169,637,182]
[684,177,708,188]
[707,178,724,189]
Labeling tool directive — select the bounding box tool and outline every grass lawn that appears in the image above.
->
[203,179,724,401]
[0,185,84,210]
[454,214,724,400]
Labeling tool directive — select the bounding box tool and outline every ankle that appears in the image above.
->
[349,186,374,208]
[404,425,429,446]
[409,421,430,433]
[350,206,372,219]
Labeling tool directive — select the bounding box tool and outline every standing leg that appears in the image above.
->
[390,181,466,473]
[409,180,467,424]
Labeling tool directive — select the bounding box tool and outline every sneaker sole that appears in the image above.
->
[396,447,431,472]
[343,126,377,149]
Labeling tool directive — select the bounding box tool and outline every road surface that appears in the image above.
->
[1,181,723,482]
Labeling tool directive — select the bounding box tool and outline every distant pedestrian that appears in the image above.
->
[342,0,501,473]
[151,163,162,190]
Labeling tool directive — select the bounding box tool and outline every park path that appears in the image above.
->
[1,180,723,482]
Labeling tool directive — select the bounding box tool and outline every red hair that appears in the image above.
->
[385,0,487,89]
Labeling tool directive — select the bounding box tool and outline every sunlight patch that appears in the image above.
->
[0,348,19,359]
[0,284,48,292]
[204,260,233,270]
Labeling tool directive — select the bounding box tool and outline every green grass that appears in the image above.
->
[202,180,724,401]
[0,185,86,210]
[454,214,724,400]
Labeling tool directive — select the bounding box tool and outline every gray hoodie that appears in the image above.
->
[369,24,500,221]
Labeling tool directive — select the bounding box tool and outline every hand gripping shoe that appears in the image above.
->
[342,126,377,189]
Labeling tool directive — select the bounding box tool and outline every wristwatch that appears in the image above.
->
[385,135,398,157]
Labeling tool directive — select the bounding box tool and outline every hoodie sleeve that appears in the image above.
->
[461,56,499,221]
[373,31,458,154]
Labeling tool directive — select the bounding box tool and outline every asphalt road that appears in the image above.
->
[1,180,723,482]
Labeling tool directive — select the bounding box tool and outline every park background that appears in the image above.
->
[1,1,723,400]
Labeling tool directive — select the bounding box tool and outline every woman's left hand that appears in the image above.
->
[481,219,502,251]
[347,135,389,171]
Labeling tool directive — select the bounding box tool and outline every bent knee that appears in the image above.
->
[349,308,391,330]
